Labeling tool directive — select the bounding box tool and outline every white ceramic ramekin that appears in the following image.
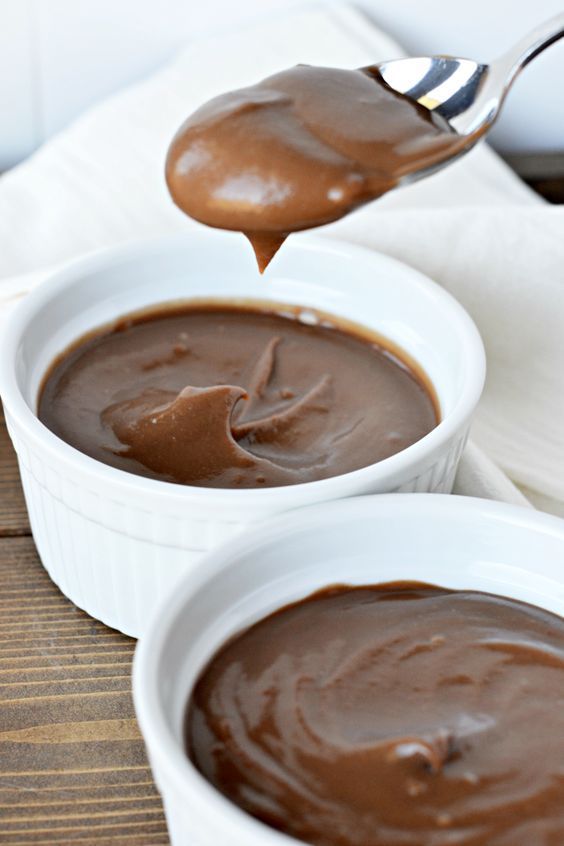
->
[0,232,485,636]
[133,493,564,846]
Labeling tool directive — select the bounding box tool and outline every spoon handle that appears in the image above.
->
[495,12,564,88]
[461,13,564,136]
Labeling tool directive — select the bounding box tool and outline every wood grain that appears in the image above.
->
[0,408,29,537]
[504,152,564,204]
[0,405,169,845]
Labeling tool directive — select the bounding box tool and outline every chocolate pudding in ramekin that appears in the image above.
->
[133,495,564,846]
[0,233,485,636]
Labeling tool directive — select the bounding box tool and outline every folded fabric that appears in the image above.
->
[0,2,560,514]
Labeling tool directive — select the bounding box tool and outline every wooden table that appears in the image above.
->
[0,405,169,845]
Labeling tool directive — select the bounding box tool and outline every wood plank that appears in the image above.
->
[525,178,564,205]
[0,405,30,537]
[0,535,168,844]
[0,420,169,845]
[503,153,564,205]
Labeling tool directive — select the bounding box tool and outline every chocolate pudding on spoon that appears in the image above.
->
[166,65,470,270]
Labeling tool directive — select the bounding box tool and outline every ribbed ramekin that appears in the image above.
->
[133,493,564,846]
[0,232,485,636]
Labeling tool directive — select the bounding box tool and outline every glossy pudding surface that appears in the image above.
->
[38,303,438,488]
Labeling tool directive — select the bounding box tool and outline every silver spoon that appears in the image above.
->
[377,12,564,181]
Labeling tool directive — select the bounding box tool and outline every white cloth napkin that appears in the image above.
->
[0,2,560,514]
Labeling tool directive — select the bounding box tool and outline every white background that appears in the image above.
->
[1,0,563,170]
